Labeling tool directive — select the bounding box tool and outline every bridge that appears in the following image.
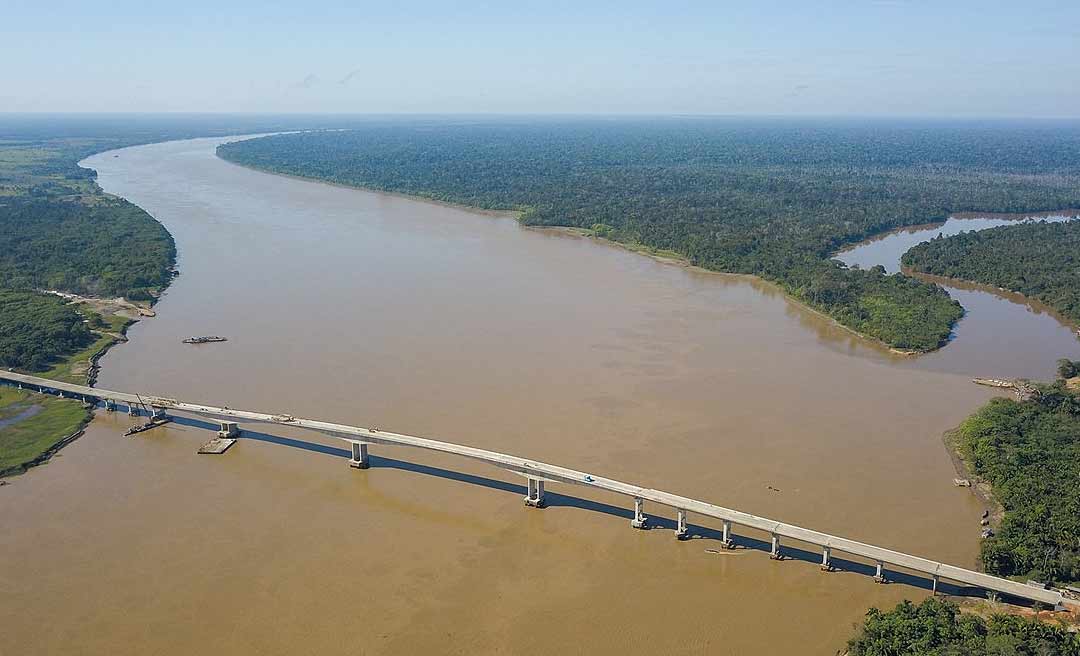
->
[3,369,1076,611]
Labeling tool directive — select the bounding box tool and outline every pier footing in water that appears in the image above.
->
[198,437,237,454]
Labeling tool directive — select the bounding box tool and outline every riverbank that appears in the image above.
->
[542,226,930,356]
[223,126,1039,355]
[0,297,147,477]
[903,217,1080,331]
[940,379,1080,588]
[221,152,939,357]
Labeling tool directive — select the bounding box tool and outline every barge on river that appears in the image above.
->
[182,336,228,344]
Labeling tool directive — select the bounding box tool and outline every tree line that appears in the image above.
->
[903,219,1080,325]
[847,597,1080,655]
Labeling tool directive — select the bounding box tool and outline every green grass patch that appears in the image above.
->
[0,388,90,476]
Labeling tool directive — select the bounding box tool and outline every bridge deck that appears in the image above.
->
[2,369,1073,610]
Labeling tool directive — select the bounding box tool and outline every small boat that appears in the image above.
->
[182,336,228,344]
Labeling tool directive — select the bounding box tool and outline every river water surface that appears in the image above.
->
[1,137,1073,654]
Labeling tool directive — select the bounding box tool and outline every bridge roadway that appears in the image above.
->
[3,369,1075,611]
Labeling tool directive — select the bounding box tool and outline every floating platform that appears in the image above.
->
[198,437,237,454]
[182,336,227,344]
[124,417,172,436]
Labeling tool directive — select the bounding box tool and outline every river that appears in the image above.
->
[1,136,1070,654]
[837,213,1080,379]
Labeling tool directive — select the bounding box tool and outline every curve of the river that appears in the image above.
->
[0,136,1038,655]
[837,214,1080,379]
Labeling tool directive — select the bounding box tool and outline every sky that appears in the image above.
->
[2,0,1079,117]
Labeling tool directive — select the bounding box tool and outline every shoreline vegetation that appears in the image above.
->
[223,153,933,356]
[541,226,932,355]
[850,365,1080,653]
[943,365,1080,587]
[0,124,180,477]
[904,219,1080,330]
[217,121,1080,353]
[1,114,343,476]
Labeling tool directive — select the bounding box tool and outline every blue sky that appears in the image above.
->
[2,1,1078,116]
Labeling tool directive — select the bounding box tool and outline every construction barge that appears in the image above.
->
[182,336,227,344]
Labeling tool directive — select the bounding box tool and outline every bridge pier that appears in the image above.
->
[675,509,689,540]
[524,478,546,508]
[721,520,734,548]
[128,405,139,417]
[631,497,648,529]
[770,533,781,560]
[103,400,116,412]
[874,561,887,584]
[821,546,832,571]
[932,575,939,595]
[217,421,239,438]
[349,442,370,469]
[151,407,168,420]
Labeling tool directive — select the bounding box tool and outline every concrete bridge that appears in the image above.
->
[3,369,1076,611]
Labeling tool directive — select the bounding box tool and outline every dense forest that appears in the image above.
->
[219,119,1080,351]
[0,196,175,299]
[0,289,94,371]
[903,219,1080,325]
[847,598,1080,655]
[952,375,1080,584]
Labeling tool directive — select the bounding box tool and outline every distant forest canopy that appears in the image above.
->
[903,219,1080,325]
[219,119,1080,351]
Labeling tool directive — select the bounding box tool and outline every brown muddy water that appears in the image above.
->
[0,136,1050,654]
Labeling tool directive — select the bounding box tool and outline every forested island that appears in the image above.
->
[903,219,1080,325]
[219,119,1080,352]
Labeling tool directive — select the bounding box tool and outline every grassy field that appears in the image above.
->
[0,304,133,477]
[0,387,90,477]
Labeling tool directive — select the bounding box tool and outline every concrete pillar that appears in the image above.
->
[128,405,139,417]
[821,546,831,571]
[17,383,22,390]
[58,391,64,398]
[349,442,369,469]
[631,497,648,529]
[770,533,781,560]
[217,421,239,438]
[721,520,734,549]
[104,400,116,412]
[874,561,886,584]
[675,509,689,540]
[932,575,939,595]
[524,477,546,508]
[151,407,168,420]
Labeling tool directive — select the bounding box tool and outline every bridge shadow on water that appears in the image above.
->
[157,411,1023,607]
